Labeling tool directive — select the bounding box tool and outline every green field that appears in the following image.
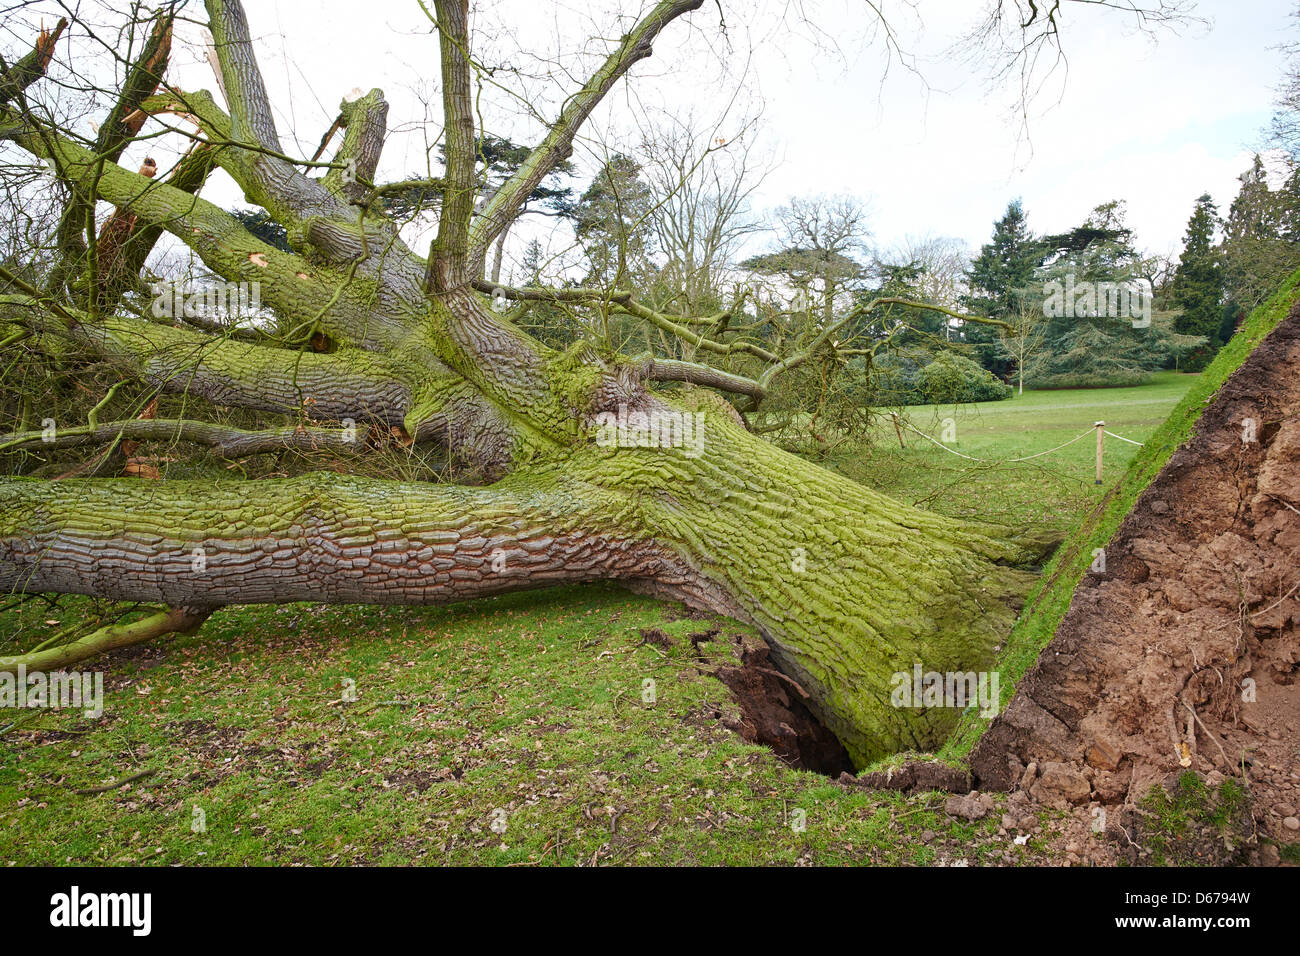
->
[836,371,1198,530]
[0,369,1231,867]
[0,588,1064,866]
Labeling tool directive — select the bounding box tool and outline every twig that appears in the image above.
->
[74,768,154,795]
[1183,702,1232,771]
[1248,579,1300,621]
[753,665,810,698]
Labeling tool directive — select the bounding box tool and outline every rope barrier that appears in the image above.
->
[1104,430,1144,446]
[889,414,1145,465]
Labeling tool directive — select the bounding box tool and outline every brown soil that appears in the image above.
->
[637,627,675,649]
[971,308,1300,859]
[851,760,970,793]
[715,640,853,776]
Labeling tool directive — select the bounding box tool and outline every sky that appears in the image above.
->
[30,0,1297,273]
[751,0,1295,259]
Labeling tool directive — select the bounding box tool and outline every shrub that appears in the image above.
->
[1030,370,1152,390]
[872,350,1013,406]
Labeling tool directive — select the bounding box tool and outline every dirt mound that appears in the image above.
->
[851,760,970,793]
[971,309,1300,856]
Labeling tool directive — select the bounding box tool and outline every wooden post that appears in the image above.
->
[891,413,906,449]
[1094,421,1105,485]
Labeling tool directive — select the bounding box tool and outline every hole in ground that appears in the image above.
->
[714,641,853,776]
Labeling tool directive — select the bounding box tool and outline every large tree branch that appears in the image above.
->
[0,16,67,105]
[426,0,477,291]
[320,89,389,205]
[204,0,281,153]
[0,417,363,458]
[3,271,529,480]
[0,275,420,426]
[465,0,704,272]
[634,354,765,400]
[142,88,431,313]
[0,469,706,610]
[2,120,419,348]
[202,0,379,230]
[78,316,418,425]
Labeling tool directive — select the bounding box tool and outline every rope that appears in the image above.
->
[891,414,1097,463]
[1104,430,1144,446]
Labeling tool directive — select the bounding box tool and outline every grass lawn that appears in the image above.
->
[0,589,1057,866]
[833,371,1198,531]
[0,362,1243,867]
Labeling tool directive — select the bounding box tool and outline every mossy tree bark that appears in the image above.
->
[0,0,1041,766]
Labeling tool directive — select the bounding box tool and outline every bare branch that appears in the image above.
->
[635,354,765,400]
[473,278,776,362]
[0,417,362,458]
[466,0,705,273]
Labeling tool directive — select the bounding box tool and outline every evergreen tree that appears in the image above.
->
[869,260,945,340]
[513,237,579,349]
[230,208,292,252]
[1171,193,1225,363]
[963,200,1043,376]
[519,239,546,286]
[1030,202,1200,388]
[438,134,574,215]
[1220,156,1300,326]
[863,260,1013,404]
[572,154,655,287]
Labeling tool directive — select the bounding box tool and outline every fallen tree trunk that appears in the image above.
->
[0,396,1042,765]
[0,0,1057,769]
